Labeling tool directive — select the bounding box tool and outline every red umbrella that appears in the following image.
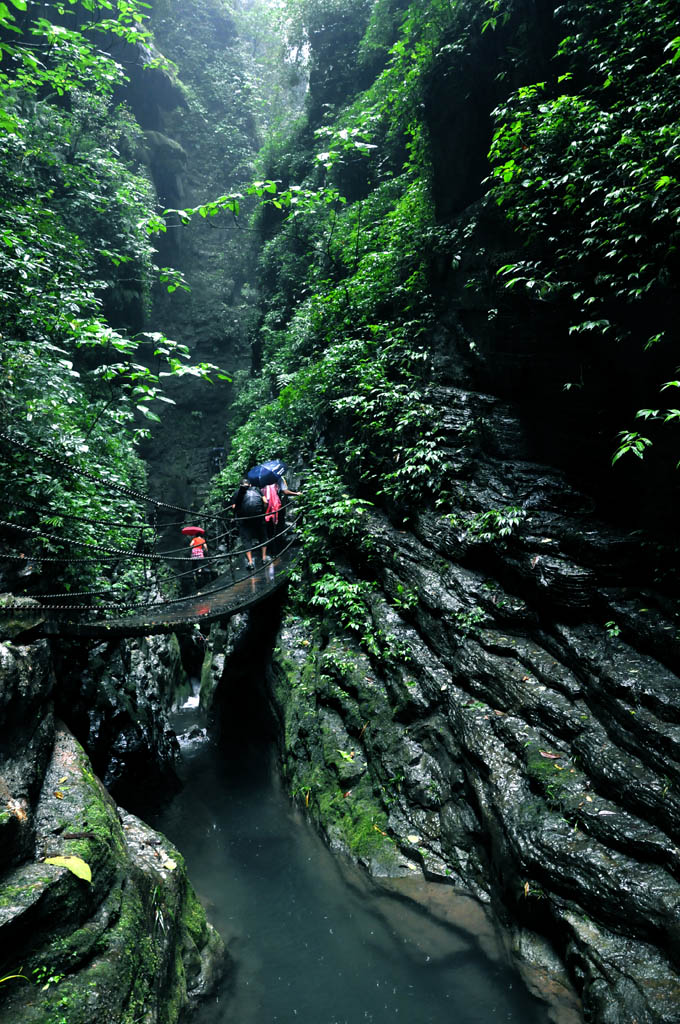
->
[181,525,205,537]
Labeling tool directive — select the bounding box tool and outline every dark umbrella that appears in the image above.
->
[247,459,287,488]
[181,525,205,537]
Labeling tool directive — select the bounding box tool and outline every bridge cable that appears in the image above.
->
[0,430,222,520]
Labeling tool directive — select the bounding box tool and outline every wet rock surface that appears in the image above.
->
[0,640,226,1024]
[270,371,680,1022]
[50,633,186,805]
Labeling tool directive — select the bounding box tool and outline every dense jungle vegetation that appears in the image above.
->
[1,0,679,622]
[206,0,680,649]
[0,0,230,598]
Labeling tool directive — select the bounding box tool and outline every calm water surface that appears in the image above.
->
[152,692,556,1024]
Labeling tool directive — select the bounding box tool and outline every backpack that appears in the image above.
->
[239,486,265,518]
[262,483,282,524]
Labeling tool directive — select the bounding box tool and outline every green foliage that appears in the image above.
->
[32,966,65,992]
[0,0,229,599]
[218,175,446,505]
[449,506,527,544]
[453,605,485,637]
[488,0,680,464]
[612,430,653,465]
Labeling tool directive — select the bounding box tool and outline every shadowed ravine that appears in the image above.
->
[151,691,575,1024]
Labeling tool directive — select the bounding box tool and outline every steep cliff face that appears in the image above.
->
[267,380,680,1019]
[0,638,225,1024]
[201,2,680,1021]
[50,633,187,805]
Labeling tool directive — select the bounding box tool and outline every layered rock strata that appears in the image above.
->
[267,381,680,1023]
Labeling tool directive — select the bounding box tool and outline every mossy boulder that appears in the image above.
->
[0,640,226,1024]
[0,725,225,1024]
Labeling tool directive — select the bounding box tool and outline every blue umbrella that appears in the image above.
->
[247,459,287,488]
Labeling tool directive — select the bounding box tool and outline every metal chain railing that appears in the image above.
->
[0,517,299,618]
[0,430,222,520]
[0,428,301,626]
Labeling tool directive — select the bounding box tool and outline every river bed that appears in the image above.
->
[151,690,576,1024]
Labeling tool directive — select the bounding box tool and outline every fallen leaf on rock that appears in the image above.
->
[163,858,177,871]
[45,855,92,883]
[539,751,561,759]
[54,791,64,799]
[407,834,421,844]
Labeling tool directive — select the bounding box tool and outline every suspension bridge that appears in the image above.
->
[0,432,299,640]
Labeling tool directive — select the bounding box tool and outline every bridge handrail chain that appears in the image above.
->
[0,518,245,563]
[0,430,222,520]
[0,533,299,618]
[0,525,299,619]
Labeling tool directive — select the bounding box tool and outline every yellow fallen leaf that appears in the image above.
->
[407,834,421,843]
[163,858,177,871]
[45,855,92,882]
[59,776,68,784]
[54,791,64,799]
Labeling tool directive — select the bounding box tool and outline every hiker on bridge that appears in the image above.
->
[229,478,269,571]
[270,474,300,554]
[247,460,301,556]
[184,528,209,587]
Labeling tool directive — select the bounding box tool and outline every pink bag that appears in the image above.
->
[262,484,282,524]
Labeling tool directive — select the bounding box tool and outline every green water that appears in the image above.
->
[153,696,565,1024]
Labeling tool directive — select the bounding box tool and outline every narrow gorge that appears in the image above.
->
[1,1,679,1022]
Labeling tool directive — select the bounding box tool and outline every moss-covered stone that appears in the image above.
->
[0,704,225,1024]
[270,616,413,877]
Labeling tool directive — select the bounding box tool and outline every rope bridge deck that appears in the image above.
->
[3,545,298,640]
[0,430,301,641]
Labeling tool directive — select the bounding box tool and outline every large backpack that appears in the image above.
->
[239,486,264,518]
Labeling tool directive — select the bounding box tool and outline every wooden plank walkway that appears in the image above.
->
[14,546,298,640]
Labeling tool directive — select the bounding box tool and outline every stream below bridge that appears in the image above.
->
[150,686,575,1024]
